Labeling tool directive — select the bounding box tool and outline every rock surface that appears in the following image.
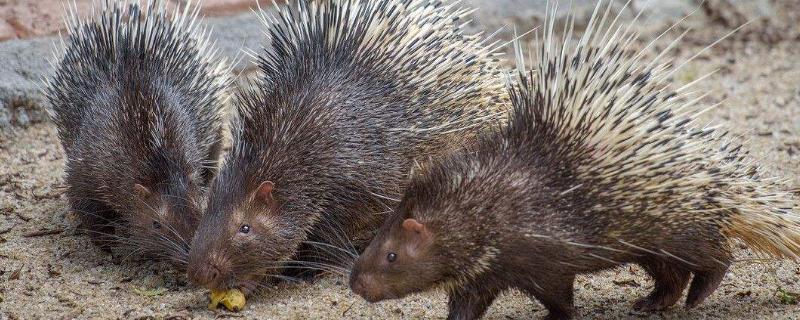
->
[0,0,781,130]
[0,7,268,130]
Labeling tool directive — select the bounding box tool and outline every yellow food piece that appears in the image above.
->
[208,288,246,311]
[208,289,227,309]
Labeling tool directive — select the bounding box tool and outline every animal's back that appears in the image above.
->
[47,1,227,157]
[255,0,509,153]
[245,0,512,243]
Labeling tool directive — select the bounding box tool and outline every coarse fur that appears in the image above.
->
[45,0,231,266]
[187,0,509,292]
[350,1,800,319]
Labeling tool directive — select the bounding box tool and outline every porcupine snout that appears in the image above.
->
[350,273,379,302]
[188,261,222,288]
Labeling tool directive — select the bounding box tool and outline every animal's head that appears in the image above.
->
[188,176,301,292]
[127,180,203,267]
[349,199,445,302]
[351,150,512,302]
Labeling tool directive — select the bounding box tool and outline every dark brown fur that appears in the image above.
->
[351,137,732,319]
[186,0,508,292]
[45,1,228,266]
[346,2,800,318]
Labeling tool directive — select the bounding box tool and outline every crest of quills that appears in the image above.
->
[43,0,799,318]
[45,0,230,267]
[186,0,509,296]
[350,1,800,319]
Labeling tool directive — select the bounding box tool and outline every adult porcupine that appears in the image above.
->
[187,0,509,293]
[350,2,800,319]
[45,0,231,265]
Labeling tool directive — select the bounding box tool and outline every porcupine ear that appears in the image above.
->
[255,181,275,203]
[402,219,432,254]
[402,219,425,233]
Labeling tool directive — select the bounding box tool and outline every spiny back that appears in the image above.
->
[45,0,230,155]
[505,1,798,258]
[234,0,509,162]
[187,0,513,288]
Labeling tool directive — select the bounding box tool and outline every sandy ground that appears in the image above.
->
[2,6,800,320]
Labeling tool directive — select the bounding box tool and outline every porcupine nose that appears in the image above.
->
[350,276,366,298]
[350,272,379,302]
[188,262,222,287]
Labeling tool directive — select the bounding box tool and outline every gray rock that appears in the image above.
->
[0,37,57,128]
[0,0,779,130]
[462,0,700,39]
[206,11,270,72]
[0,10,269,131]
[463,0,775,41]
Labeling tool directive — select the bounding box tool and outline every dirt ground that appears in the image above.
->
[2,5,800,320]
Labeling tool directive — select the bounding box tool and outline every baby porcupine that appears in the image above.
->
[45,0,231,265]
[187,0,509,293]
[351,2,800,319]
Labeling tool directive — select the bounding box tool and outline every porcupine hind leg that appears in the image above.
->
[523,274,576,320]
[633,258,691,312]
[446,278,502,320]
[73,198,118,253]
[685,249,731,308]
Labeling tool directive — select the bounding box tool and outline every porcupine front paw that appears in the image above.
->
[633,294,676,312]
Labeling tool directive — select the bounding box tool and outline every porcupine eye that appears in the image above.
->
[387,252,397,262]
[152,221,161,229]
[239,224,251,234]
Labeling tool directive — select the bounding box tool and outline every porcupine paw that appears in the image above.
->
[685,268,728,308]
[543,311,573,320]
[634,259,690,312]
[238,281,258,296]
[633,294,676,312]
[632,286,684,312]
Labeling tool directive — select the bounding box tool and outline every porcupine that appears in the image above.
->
[187,0,509,293]
[349,2,800,319]
[45,0,231,265]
